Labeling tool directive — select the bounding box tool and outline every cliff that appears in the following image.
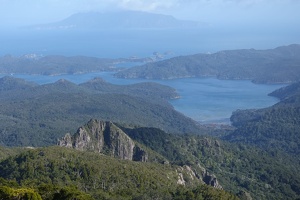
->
[58,119,223,190]
[58,119,147,161]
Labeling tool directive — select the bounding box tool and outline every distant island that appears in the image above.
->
[115,44,300,84]
[2,44,300,84]
[29,11,205,30]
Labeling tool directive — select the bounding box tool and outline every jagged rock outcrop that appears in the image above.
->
[58,133,72,148]
[202,171,222,189]
[58,119,148,161]
[174,164,223,189]
[194,163,222,189]
[176,165,202,186]
[175,165,222,189]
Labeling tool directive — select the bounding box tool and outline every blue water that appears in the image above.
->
[0,28,292,122]
[5,72,284,123]
[1,28,299,58]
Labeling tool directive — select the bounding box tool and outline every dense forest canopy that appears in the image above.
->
[1,45,300,199]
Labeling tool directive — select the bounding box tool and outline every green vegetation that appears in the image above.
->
[115,44,300,84]
[0,186,42,200]
[2,121,299,199]
[0,76,200,146]
[123,127,300,199]
[0,147,237,200]
[0,178,93,200]
[226,85,300,155]
[1,51,300,199]
[1,101,300,199]
[80,77,180,106]
[217,82,300,198]
[0,146,23,161]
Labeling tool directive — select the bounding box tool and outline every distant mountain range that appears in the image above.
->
[115,44,300,84]
[30,11,204,30]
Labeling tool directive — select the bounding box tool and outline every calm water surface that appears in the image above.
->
[0,28,292,122]
[7,72,285,123]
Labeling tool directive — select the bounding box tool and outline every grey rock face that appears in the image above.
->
[57,133,73,148]
[58,119,145,161]
[203,171,222,189]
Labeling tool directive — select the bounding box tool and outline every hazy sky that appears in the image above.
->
[0,0,299,27]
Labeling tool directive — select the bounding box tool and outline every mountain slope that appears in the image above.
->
[269,81,300,100]
[2,117,300,199]
[224,82,300,155]
[121,126,300,199]
[0,146,238,200]
[79,77,179,107]
[115,44,300,84]
[0,76,38,91]
[0,76,201,146]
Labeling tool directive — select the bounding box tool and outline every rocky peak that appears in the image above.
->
[58,119,147,161]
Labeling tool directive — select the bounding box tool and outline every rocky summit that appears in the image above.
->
[58,119,148,162]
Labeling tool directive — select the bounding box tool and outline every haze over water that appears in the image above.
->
[0,0,297,123]
[1,27,299,58]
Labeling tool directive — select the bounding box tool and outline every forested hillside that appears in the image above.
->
[225,82,300,155]
[1,117,299,199]
[1,79,300,199]
[269,81,300,100]
[1,47,300,199]
[0,146,238,200]
[0,76,200,146]
[122,126,300,200]
[115,44,300,84]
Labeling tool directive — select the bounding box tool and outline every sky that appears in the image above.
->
[0,0,299,27]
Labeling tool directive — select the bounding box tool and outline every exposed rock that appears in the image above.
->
[174,164,223,188]
[192,163,223,189]
[58,119,146,161]
[57,133,72,148]
[177,172,185,185]
[176,165,202,186]
[203,171,222,189]
[132,146,148,162]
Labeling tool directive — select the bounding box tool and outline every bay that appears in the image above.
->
[0,28,291,123]
[5,72,285,123]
